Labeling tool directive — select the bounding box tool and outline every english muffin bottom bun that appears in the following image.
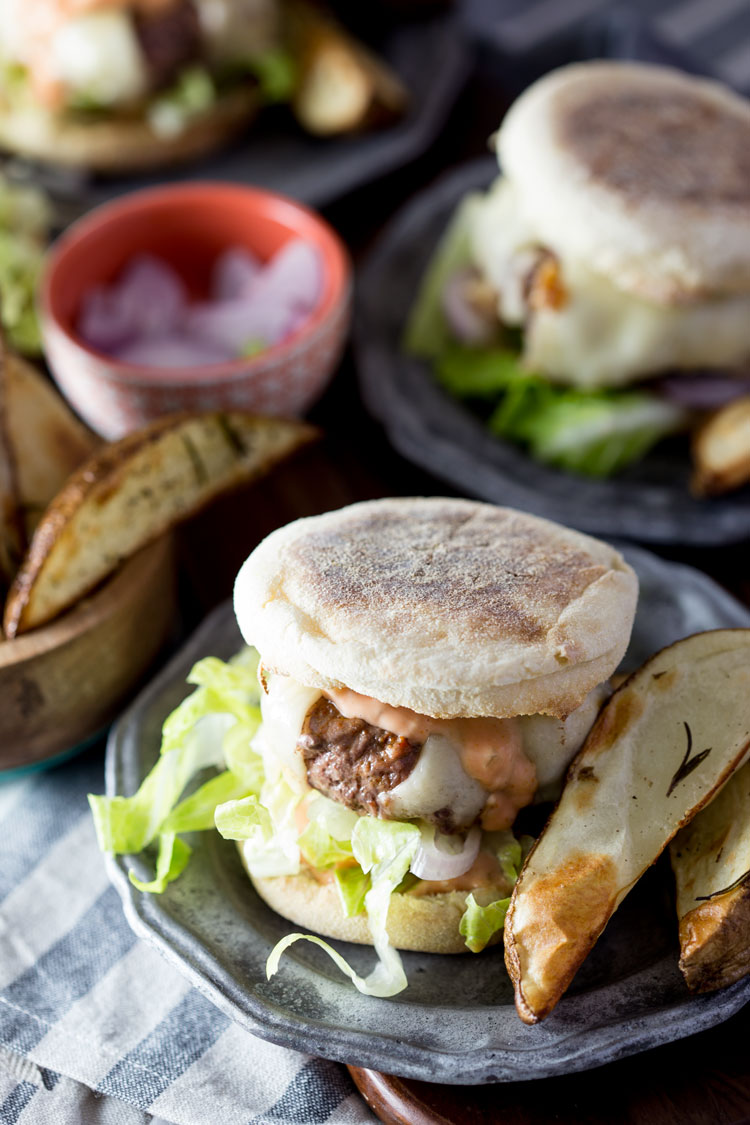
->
[467,61,750,387]
[0,0,279,171]
[231,499,638,989]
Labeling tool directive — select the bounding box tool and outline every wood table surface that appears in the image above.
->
[170,60,750,1125]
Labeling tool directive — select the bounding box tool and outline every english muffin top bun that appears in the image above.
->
[497,62,750,303]
[235,497,637,720]
[231,499,637,976]
[467,61,750,388]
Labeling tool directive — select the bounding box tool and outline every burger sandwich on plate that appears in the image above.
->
[0,0,290,170]
[90,497,638,997]
[230,497,638,994]
[406,62,750,490]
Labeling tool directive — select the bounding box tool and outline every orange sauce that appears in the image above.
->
[409,850,507,897]
[325,687,537,830]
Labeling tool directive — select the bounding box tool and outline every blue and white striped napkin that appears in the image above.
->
[0,748,375,1125]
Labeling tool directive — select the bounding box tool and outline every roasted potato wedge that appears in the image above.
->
[692,396,750,496]
[285,0,408,135]
[4,353,98,535]
[3,412,318,637]
[671,760,750,993]
[0,349,25,598]
[504,629,750,1025]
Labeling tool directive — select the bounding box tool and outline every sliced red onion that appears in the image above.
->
[211,247,263,301]
[652,371,750,411]
[115,335,234,367]
[77,240,323,369]
[115,253,188,338]
[185,293,295,352]
[256,239,323,314]
[78,284,137,351]
[441,267,498,346]
[411,824,481,881]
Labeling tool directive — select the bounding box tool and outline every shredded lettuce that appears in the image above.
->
[403,194,482,359]
[216,776,301,878]
[89,648,261,861]
[0,176,50,354]
[298,821,353,868]
[459,893,511,953]
[244,48,297,103]
[147,66,216,137]
[128,832,192,894]
[433,344,687,477]
[334,866,371,917]
[162,770,248,834]
[267,819,420,997]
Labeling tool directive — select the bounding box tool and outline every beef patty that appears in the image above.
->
[299,697,421,818]
[134,0,203,90]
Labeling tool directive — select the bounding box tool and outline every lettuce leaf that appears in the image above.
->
[162,770,248,834]
[459,893,511,953]
[128,832,192,894]
[147,66,216,137]
[334,866,371,917]
[432,344,687,477]
[267,818,420,997]
[0,177,49,354]
[403,195,482,359]
[298,821,353,868]
[216,776,301,878]
[434,345,523,399]
[89,649,261,864]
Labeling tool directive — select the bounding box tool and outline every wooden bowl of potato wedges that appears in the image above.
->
[0,347,317,773]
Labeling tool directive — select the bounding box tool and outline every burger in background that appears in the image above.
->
[0,0,408,171]
[0,0,288,170]
[406,62,750,493]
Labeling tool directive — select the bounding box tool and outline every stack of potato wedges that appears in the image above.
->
[0,349,318,641]
[503,630,750,1023]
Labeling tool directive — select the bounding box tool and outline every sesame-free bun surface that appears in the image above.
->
[497,62,750,303]
[243,855,504,955]
[234,498,638,719]
[0,84,258,172]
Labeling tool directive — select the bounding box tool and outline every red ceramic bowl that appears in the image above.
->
[41,182,351,438]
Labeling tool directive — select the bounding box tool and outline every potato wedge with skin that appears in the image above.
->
[692,396,750,496]
[0,349,25,598]
[4,353,98,535]
[671,760,750,993]
[285,0,408,136]
[504,629,750,1025]
[3,412,318,637]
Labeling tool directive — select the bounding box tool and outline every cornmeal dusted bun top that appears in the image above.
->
[497,61,750,303]
[234,498,638,719]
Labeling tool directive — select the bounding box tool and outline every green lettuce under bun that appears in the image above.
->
[404,203,689,478]
[89,648,524,998]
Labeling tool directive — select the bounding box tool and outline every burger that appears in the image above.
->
[0,0,289,171]
[227,497,638,994]
[407,62,750,481]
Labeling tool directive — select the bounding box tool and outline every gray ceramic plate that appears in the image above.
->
[7,17,469,219]
[355,158,750,545]
[106,546,750,1084]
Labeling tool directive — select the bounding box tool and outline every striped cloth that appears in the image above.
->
[461,0,750,93]
[0,747,375,1125]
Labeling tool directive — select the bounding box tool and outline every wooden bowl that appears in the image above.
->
[0,535,175,774]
